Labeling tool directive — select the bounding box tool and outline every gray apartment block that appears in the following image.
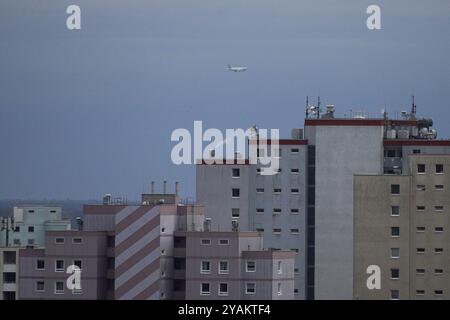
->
[2,191,295,300]
[196,140,307,299]
[18,231,110,300]
[182,231,295,300]
[304,119,385,299]
[354,154,450,300]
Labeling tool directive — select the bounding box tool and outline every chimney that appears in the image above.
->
[175,181,179,195]
[151,181,155,194]
[163,180,167,194]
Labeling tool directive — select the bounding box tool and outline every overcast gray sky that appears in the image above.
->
[0,0,449,200]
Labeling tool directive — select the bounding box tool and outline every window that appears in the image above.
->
[200,283,210,295]
[277,283,282,295]
[256,188,264,193]
[291,248,299,254]
[50,210,56,213]
[55,238,65,244]
[73,260,82,270]
[14,226,19,232]
[391,206,400,216]
[174,258,185,270]
[219,239,229,245]
[28,239,35,245]
[416,248,425,254]
[435,185,444,191]
[390,290,399,300]
[256,168,262,174]
[434,269,444,275]
[255,228,264,232]
[106,257,114,270]
[413,149,421,154]
[417,164,426,173]
[218,283,229,296]
[232,168,240,178]
[435,206,444,212]
[291,148,299,153]
[3,251,16,264]
[416,268,425,275]
[55,281,64,294]
[13,239,20,245]
[391,269,400,280]
[28,210,35,213]
[72,238,82,244]
[435,248,444,254]
[291,168,299,174]
[246,261,256,272]
[245,283,256,294]
[434,290,443,296]
[290,228,299,234]
[277,261,282,274]
[232,188,240,198]
[201,261,211,274]
[231,208,240,218]
[219,261,229,274]
[416,184,426,191]
[273,188,281,194]
[416,290,425,296]
[290,209,299,214]
[435,227,444,233]
[273,208,281,215]
[416,226,425,233]
[291,188,299,194]
[201,239,211,245]
[391,184,400,195]
[256,208,264,214]
[3,272,16,284]
[391,248,400,259]
[294,268,299,274]
[391,227,400,237]
[28,226,34,233]
[107,236,115,247]
[273,228,281,234]
[161,227,166,234]
[55,260,65,272]
[36,281,45,292]
[36,259,45,270]
[416,205,425,211]
[436,164,444,174]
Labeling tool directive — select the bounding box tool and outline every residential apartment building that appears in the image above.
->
[6,190,295,300]
[0,205,71,247]
[354,154,450,299]
[181,231,295,300]
[196,139,307,299]
[197,102,450,299]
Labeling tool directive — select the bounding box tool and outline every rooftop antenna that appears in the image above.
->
[317,96,321,119]
[411,95,417,118]
[305,96,309,118]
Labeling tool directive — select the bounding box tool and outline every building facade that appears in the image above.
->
[354,154,450,299]
[0,205,71,248]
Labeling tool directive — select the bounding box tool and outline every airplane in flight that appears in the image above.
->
[227,64,247,72]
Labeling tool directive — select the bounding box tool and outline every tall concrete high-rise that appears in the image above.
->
[354,154,450,300]
[197,103,450,299]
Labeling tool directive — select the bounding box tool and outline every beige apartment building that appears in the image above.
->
[354,154,450,299]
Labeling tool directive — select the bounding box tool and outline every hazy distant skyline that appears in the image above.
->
[1,0,449,200]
